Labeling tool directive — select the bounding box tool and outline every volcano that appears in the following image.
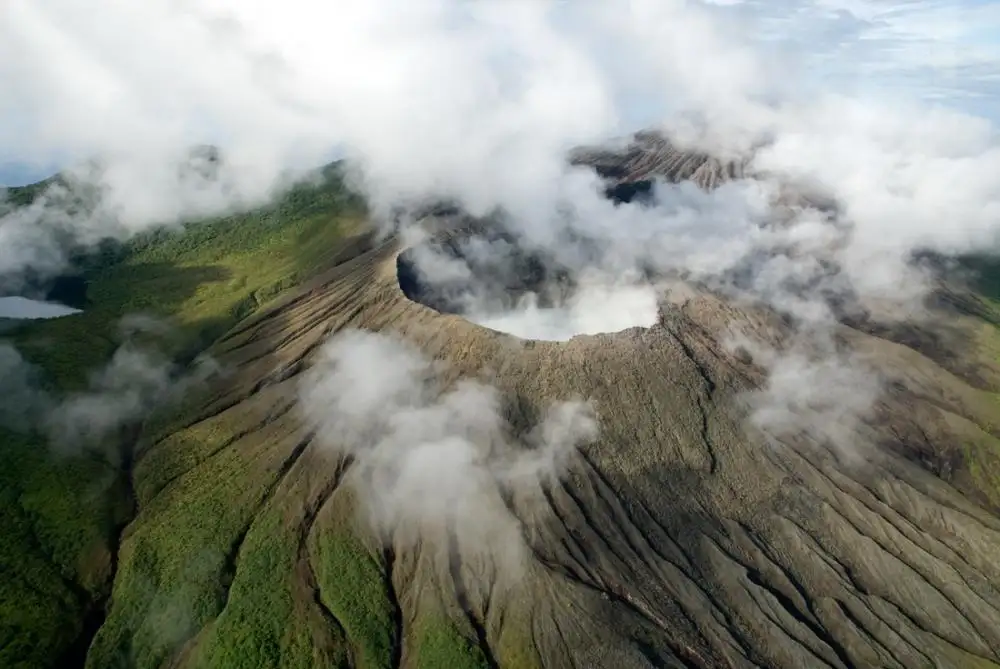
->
[6,135,1000,669]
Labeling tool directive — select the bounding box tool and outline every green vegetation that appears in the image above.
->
[13,166,365,387]
[310,522,398,669]
[185,505,351,669]
[1,176,60,208]
[2,162,492,669]
[955,255,1000,507]
[412,618,491,669]
[965,437,1000,509]
[0,164,365,668]
[84,416,305,668]
[0,430,126,669]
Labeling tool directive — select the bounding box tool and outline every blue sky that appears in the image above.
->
[0,162,58,187]
[711,0,1000,117]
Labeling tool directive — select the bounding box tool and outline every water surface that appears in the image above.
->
[0,296,81,319]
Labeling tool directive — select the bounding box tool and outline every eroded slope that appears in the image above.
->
[87,224,1000,669]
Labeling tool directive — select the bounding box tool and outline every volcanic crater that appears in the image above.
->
[72,132,1000,669]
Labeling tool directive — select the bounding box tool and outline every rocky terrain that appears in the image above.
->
[8,134,1000,668]
[570,131,747,198]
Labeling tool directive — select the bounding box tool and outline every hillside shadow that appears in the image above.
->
[45,274,89,309]
[11,263,235,386]
[959,255,1000,307]
[0,261,241,668]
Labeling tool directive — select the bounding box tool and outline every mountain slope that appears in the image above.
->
[87,220,1000,668]
[7,140,1000,669]
[0,165,365,669]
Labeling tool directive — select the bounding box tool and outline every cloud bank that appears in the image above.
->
[298,329,597,570]
[4,1,1000,304]
[470,281,660,342]
[5,0,1000,458]
[0,318,217,455]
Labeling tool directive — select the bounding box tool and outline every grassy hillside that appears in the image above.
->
[12,166,364,386]
[2,164,515,669]
[0,165,366,668]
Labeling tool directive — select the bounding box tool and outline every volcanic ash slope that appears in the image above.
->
[87,196,1000,669]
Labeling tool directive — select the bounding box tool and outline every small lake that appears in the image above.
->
[0,296,81,320]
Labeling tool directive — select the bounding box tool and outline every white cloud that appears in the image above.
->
[4,0,1000,456]
[729,332,882,459]
[0,320,218,453]
[298,329,597,571]
[470,282,661,342]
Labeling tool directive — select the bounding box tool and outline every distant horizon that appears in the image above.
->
[0,162,57,188]
[0,145,355,189]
